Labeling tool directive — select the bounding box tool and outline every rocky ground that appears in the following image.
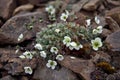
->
[0,0,120,80]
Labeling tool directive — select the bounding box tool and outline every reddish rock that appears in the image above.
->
[0,0,17,20]
[83,0,101,11]
[0,12,48,45]
[106,7,120,26]
[59,56,95,80]
[105,30,120,51]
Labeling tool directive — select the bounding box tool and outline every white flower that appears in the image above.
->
[74,44,83,50]
[47,24,53,28]
[18,34,23,41]
[86,19,91,26]
[93,29,98,34]
[95,16,100,24]
[50,47,58,54]
[60,13,68,21]
[56,54,64,61]
[60,10,69,21]
[69,42,77,50]
[45,5,55,14]
[29,25,33,29]
[55,29,60,33]
[15,49,19,54]
[70,56,76,59]
[31,51,36,55]
[40,51,47,58]
[63,36,71,47]
[91,37,103,51]
[24,66,33,74]
[19,55,25,59]
[65,10,69,16]
[96,26,103,33]
[47,23,56,28]
[23,51,33,59]
[46,60,57,69]
[34,43,43,50]
[92,26,103,34]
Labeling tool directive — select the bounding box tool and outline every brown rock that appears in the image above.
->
[69,12,86,26]
[72,0,89,13]
[101,28,112,37]
[105,30,120,51]
[59,56,95,80]
[98,4,106,14]
[28,0,49,6]
[69,0,79,4]
[106,7,120,26]
[0,64,2,69]
[83,0,101,11]
[20,76,28,80]
[0,12,48,45]
[112,56,120,69]
[0,19,3,27]
[33,60,79,80]
[105,17,120,32]
[0,48,37,75]
[107,0,120,6]
[0,75,16,80]
[17,0,29,5]
[92,51,111,63]
[13,4,34,15]
[0,0,17,20]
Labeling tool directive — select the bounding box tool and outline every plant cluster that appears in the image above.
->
[18,5,104,74]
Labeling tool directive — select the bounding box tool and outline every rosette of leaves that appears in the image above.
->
[36,22,98,60]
